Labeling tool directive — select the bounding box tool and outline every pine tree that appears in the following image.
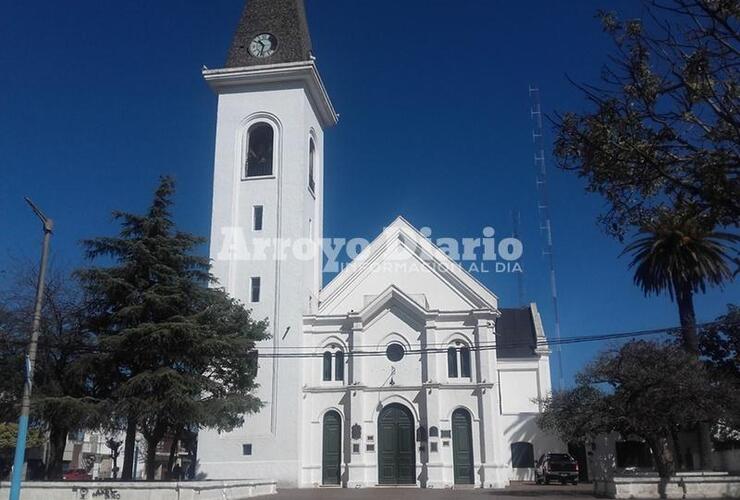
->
[77,176,267,480]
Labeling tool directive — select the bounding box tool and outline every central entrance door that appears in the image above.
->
[322,411,342,485]
[452,408,474,485]
[378,403,416,485]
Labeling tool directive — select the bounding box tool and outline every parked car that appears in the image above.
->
[535,453,579,485]
[63,469,92,481]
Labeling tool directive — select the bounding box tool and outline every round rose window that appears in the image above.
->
[386,343,405,362]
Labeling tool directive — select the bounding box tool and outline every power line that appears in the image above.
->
[3,320,732,360]
[255,323,693,358]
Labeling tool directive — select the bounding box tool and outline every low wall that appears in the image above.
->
[0,479,277,500]
[594,472,740,499]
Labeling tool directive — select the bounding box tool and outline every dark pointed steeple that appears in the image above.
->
[226,0,313,68]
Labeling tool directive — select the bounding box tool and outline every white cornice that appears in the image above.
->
[302,382,495,394]
[202,60,338,128]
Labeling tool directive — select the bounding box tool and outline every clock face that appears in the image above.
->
[249,33,278,58]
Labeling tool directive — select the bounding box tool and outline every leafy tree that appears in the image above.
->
[537,385,609,444]
[554,0,739,240]
[0,423,44,480]
[700,305,740,380]
[0,304,24,423]
[538,340,731,479]
[0,423,44,450]
[0,268,102,479]
[698,305,740,436]
[557,0,740,471]
[622,213,738,354]
[77,176,267,480]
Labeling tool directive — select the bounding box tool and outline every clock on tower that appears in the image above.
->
[226,0,312,67]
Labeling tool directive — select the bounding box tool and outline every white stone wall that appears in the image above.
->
[198,65,328,486]
[300,267,555,488]
[594,473,740,499]
[0,480,276,500]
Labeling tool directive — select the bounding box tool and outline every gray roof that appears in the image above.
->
[496,307,539,358]
[226,0,313,68]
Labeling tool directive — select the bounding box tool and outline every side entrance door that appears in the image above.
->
[452,408,475,485]
[322,411,342,485]
[378,404,416,485]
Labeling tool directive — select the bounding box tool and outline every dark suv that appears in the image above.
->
[535,453,579,485]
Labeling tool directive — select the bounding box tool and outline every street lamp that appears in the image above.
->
[8,198,53,500]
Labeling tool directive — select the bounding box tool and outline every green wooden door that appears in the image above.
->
[322,411,342,485]
[378,404,416,485]
[452,409,474,485]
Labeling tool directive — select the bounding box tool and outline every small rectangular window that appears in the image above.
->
[242,444,252,456]
[253,206,263,231]
[352,443,360,454]
[366,444,375,452]
[430,442,438,453]
[250,277,261,303]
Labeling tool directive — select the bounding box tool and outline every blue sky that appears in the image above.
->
[1,0,736,386]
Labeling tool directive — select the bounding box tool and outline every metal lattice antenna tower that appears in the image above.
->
[511,209,526,307]
[529,85,564,391]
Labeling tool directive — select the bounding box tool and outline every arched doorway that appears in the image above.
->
[452,408,474,485]
[378,403,416,485]
[322,410,342,485]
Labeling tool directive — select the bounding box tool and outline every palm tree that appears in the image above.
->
[623,213,738,354]
[622,212,738,470]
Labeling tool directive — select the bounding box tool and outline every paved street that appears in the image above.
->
[274,482,595,500]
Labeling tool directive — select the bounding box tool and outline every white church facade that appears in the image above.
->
[197,0,562,488]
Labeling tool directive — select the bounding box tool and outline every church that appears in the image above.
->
[197,0,562,489]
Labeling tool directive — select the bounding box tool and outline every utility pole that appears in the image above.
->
[9,198,53,500]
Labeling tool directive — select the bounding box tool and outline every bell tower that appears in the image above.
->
[198,0,337,485]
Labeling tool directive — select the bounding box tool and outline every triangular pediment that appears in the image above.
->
[319,217,498,315]
[357,284,430,328]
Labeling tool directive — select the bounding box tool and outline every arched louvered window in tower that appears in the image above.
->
[245,123,274,177]
[308,138,316,192]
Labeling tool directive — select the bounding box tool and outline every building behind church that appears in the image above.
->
[197,0,563,488]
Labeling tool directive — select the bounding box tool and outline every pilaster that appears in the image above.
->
[422,319,445,488]
[347,316,367,488]
[475,316,510,488]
